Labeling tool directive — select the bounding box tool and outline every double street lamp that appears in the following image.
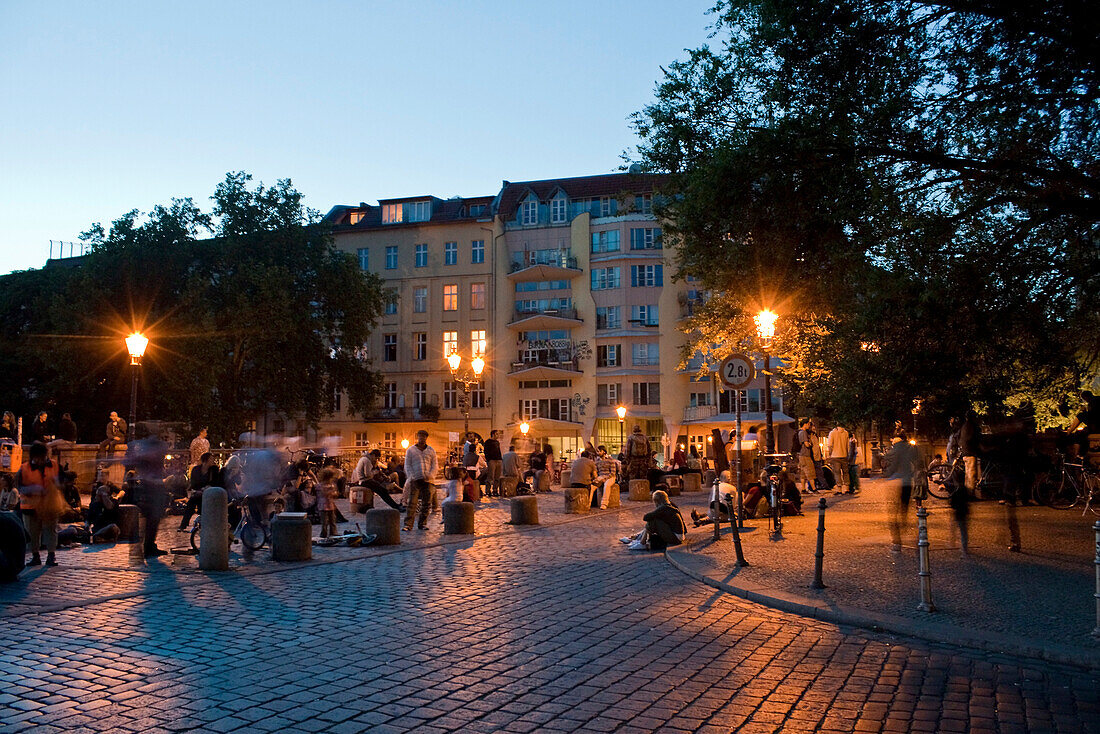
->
[753,310,777,456]
[125,332,149,443]
[446,351,485,437]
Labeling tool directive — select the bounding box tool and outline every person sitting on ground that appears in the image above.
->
[0,474,19,511]
[691,470,737,527]
[621,490,686,552]
[87,469,122,542]
[58,468,83,523]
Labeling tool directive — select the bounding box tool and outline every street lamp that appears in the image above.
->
[754,310,777,455]
[125,332,148,443]
[616,405,626,455]
[446,351,485,437]
[401,438,410,450]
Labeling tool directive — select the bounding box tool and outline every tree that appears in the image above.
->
[0,173,385,443]
[634,0,1099,429]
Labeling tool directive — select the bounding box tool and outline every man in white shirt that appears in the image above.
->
[826,423,851,491]
[351,449,404,511]
[403,430,438,531]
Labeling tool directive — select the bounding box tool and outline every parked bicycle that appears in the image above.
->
[1039,459,1100,514]
[188,495,283,552]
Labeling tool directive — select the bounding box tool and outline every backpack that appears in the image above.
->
[629,435,649,457]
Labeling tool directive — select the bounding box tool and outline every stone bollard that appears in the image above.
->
[270,513,312,562]
[500,476,519,498]
[602,483,621,509]
[1093,520,1100,638]
[348,485,372,514]
[563,486,590,514]
[116,504,141,542]
[442,501,475,534]
[535,470,551,493]
[510,495,539,525]
[683,473,702,493]
[703,469,716,487]
[916,506,936,612]
[559,468,572,489]
[628,479,651,502]
[198,488,229,571]
[363,508,401,546]
[812,497,827,589]
[665,476,682,496]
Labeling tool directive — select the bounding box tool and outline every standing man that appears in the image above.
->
[826,422,851,492]
[796,419,817,493]
[98,412,128,453]
[403,429,438,531]
[189,427,210,469]
[959,410,982,497]
[484,430,503,497]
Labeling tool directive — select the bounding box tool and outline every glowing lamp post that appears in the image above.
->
[401,438,410,450]
[125,332,149,443]
[754,310,777,455]
[446,351,485,437]
[616,405,627,455]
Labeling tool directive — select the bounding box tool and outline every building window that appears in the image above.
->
[382,204,402,224]
[354,432,369,447]
[591,230,620,253]
[443,331,458,356]
[635,194,653,214]
[471,283,486,310]
[407,201,431,222]
[520,399,570,421]
[600,196,614,217]
[590,266,620,290]
[597,344,621,367]
[471,329,487,356]
[471,239,485,264]
[385,245,398,269]
[414,333,427,361]
[357,247,369,271]
[349,212,364,225]
[383,382,398,409]
[443,284,458,311]
[333,390,342,413]
[444,241,457,265]
[596,306,621,330]
[470,381,486,409]
[631,264,663,287]
[631,304,659,327]
[633,382,660,405]
[382,432,397,449]
[689,392,713,408]
[414,286,428,313]
[444,381,458,410]
[597,383,621,406]
[550,196,567,223]
[630,227,662,250]
[632,343,659,366]
[384,293,398,315]
[469,204,485,217]
[520,199,538,225]
[415,243,428,267]
[414,382,426,408]
[383,334,397,361]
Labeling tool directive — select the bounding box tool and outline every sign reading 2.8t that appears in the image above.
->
[719,353,755,390]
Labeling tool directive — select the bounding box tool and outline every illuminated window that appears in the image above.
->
[443,331,457,356]
[471,330,486,356]
[381,204,402,224]
[471,283,486,310]
[443,284,458,311]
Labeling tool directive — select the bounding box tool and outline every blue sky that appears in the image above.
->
[0,0,712,273]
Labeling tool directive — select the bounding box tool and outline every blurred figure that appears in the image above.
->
[189,427,209,469]
[129,436,168,558]
[883,432,919,552]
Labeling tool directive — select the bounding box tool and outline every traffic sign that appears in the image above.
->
[719,353,755,389]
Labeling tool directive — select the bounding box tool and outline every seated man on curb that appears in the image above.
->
[350,449,406,512]
[593,446,619,510]
[569,449,599,505]
[619,490,686,551]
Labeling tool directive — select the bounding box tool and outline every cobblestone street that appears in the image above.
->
[1,493,1097,733]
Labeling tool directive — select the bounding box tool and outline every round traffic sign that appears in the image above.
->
[719,353,755,389]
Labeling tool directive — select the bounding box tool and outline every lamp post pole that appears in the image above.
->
[125,333,149,443]
[447,352,485,442]
[754,311,777,456]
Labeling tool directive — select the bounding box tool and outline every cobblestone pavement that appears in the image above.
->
[1,490,1098,733]
[671,479,1100,666]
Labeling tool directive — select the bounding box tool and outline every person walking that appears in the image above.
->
[403,430,438,531]
[884,432,920,552]
[826,423,850,492]
[484,430,503,497]
[846,433,861,493]
[16,442,61,567]
[796,419,817,493]
[959,410,982,497]
[189,427,210,469]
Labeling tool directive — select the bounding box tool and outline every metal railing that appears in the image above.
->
[683,405,718,421]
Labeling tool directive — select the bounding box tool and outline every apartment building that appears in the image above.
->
[313,173,792,461]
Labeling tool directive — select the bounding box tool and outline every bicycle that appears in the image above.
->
[763,453,790,536]
[189,495,283,552]
[1040,460,1100,514]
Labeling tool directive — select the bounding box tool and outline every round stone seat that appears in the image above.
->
[270,513,312,562]
[510,495,539,525]
[559,468,572,489]
[363,508,401,546]
[683,473,703,493]
[500,476,520,497]
[116,504,141,542]
[442,501,475,535]
[665,475,683,496]
[601,483,621,508]
[563,486,590,514]
[628,479,651,502]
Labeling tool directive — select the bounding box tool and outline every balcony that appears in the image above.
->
[508,306,583,330]
[508,359,581,380]
[682,405,718,422]
[508,253,582,282]
[361,406,440,423]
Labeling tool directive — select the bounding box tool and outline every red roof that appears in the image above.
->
[495,173,665,219]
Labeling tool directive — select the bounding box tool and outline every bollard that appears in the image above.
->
[725,493,749,567]
[916,505,935,612]
[199,487,229,571]
[737,482,745,530]
[812,497,827,589]
[712,477,721,541]
[1093,520,1100,638]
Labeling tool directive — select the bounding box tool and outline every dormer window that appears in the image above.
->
[469,204,485,217]
[550,194,568,224]
[520,199,538,226]
[381,200,432,224]
[349,211,364,225]
[382,204,402,224]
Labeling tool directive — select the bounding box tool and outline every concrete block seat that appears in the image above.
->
[535,470,551,493]
[271,512,312,562]
[665,475,683,496]
[563,486,590,514]
[500,476,520,498]
[116,504,141,541]
[683,473,703,493]
[559,468,572,489]
[510,495,539,525]
[628,479,651,502]
[363,508,401,545]
[442,501,475,535]
[600,483,621,509]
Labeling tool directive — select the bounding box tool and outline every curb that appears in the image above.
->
[665,540,1100,673]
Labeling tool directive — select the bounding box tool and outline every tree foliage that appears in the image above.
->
[636,0,1099,429]
[0,173,385,443]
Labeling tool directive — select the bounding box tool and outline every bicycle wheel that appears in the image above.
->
[1044,474,1079,510]
[926,475,955,499]
[190,525,201,551]
[239,522,266,551]
[978,466,1007,500]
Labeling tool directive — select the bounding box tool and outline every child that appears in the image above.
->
[316,467,339,539]
[442,466,464,504]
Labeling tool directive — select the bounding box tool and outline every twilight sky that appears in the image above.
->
[0,0,712,274]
